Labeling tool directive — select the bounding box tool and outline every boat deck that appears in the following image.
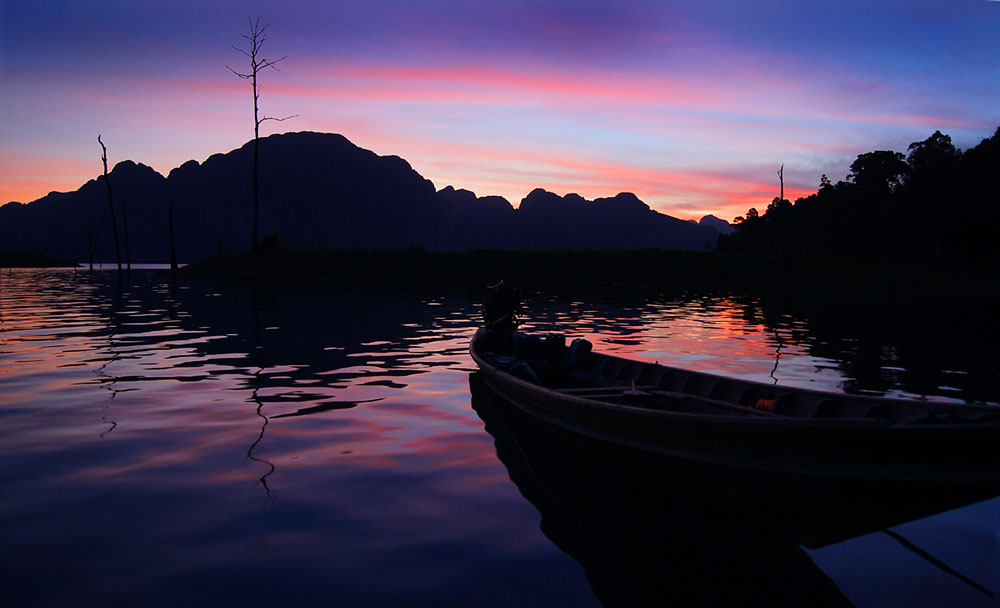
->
[477,330,1000,426]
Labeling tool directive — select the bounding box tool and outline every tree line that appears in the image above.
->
[719,127,1000,276]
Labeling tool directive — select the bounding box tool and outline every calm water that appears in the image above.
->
[1,268,998,606]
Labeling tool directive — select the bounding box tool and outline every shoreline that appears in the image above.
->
[179,247,1000,294]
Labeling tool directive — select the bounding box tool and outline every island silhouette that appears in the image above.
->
[0,131,718,263]
[3,126,996,280]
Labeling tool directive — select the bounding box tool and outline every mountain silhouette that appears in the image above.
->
[698,214,736,235]
[0,132,721,262]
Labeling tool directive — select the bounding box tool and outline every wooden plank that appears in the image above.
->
[648,389,781,417]
[553,384,780,417]
[553,384,661,395]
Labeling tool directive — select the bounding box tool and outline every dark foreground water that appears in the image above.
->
[1,268,998,606]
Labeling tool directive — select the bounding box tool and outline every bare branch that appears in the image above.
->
[226,65,252,79]
[259,114,299,125]
[232,44,252,59]
[258,56,287,70]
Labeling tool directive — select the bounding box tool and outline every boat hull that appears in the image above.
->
[471,329,1000,484]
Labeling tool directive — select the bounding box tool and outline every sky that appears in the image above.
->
[1,0,998,222]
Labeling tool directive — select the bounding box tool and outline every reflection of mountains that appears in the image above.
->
[521,286,999,405]
[469,373,998,607]
[88,275,998,412]
[88,276,474,418]
[729,286,1000,404]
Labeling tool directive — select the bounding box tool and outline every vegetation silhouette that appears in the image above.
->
[721,127,1000,278]
[3,125,998,285]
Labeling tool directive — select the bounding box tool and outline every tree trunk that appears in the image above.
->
[98,135,122,275]
[251,67,260,253]
[778,165,785,268]
[252,132,260,253]
[88,229,96,272]
[169,200,179,272]
[121,198,131,273]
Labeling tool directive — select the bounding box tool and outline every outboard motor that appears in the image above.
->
[484,281,521,335]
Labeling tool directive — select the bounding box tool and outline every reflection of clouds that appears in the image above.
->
[4,268,999,606]
[518,289,1000,401]
[5,271,997,452]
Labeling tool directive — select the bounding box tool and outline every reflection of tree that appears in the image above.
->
[769,326,782,385]
[247,367,274,497]
[729,287,999,403]
[155,278,996,406]
[247,287,274,498]
[510,287,997,403]
[165,283,448,415]
[0,272,5,339]
[94,287,124,438]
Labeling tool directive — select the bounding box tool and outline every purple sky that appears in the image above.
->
[2,0,998,221]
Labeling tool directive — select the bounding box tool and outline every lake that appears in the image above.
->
[1,267,998,606]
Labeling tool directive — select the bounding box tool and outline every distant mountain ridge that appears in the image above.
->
[0,131,721,262]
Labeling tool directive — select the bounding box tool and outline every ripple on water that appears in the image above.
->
[1,269,999,606]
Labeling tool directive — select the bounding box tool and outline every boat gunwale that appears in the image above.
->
[469,328,1000,431]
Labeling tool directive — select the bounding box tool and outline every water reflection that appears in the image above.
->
[1,269,999,606]
[520,288,999,404]
[469,373,851,607]
[470,374,998,606]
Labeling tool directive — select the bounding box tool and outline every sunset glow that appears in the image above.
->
[2,0,998,222]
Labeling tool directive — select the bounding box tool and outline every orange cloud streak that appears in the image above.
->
[0,156,96,204]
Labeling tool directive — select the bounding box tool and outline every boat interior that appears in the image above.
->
[475,330,1000,425]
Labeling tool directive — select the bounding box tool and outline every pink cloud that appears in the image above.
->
[0,155,97,203]
[346,130,812,221]
[4,47,988,221]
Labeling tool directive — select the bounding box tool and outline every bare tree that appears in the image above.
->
[98,135,123,274]
[168,200,179,272]
[227,15,296,253]
[121,197,132,274]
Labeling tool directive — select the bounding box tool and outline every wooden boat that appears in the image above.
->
[470,328,1000,483]
[470,372,1000,601]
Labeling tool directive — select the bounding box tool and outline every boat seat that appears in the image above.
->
[654,369,675,389]
[815,399,841,418]
[738,387,759,408]
[816,399,868,419]
[510,360,541,384]
[682,375,703,395]
[864,403,895,422]
[637,366,665,387]
[708,382,733,402]
[606,360,625,382]
[772,394,817,417]
[618,363,642,383]
[774,394,818,417]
